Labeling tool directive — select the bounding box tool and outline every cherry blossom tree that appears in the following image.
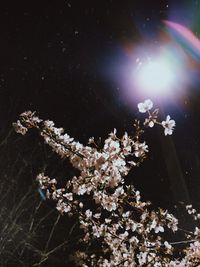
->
[13,100,200,267]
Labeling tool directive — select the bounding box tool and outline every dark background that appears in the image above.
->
[0,0,200,266]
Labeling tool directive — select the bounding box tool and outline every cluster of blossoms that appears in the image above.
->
[13,100,200,266]
[138,99,175,135]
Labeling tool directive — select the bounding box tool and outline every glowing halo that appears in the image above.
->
[130,46,189,102]
[135,58,175,95]
[106,43,191,110]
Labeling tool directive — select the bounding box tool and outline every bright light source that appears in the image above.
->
[136,59,175,94]
[131,46,188,101]
[114,44,189,108]
[137,61,175,92]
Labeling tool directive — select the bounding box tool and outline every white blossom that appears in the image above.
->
[138,99,153,113]
[56,200,71,213]
[162,115,176,136]
[12,120,28,135]
[63,192,73,201]
[134,142,148,157]
[164,241,172,250]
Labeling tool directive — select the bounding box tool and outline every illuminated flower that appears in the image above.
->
[144,117,156,128]
[134,142,148,157]
[63,192,73,201]
[138,99,153,113]
[162,115,175,136]
[137,251,147,265]
[102,195,117,211]
[12,120,28,135]
[144,109,158,128]
[164,241,172,250]
[56,200,71,213]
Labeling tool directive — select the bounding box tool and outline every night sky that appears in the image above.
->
[1,0,200,236]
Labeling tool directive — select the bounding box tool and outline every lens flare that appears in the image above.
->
[132,46,188,101]
[136,58,175,96]
[163,20,200,63]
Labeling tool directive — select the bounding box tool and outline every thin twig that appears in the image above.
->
[44,214,61,252]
